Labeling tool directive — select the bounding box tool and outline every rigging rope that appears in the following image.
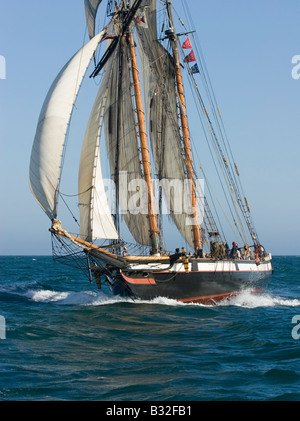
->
[179,0,258,245]
[58,192,79,226]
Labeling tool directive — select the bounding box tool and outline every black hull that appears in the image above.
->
[107,259,273,305]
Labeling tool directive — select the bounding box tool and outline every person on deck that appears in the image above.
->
[241,244,251,260]
[230,242,240,259]
[224,242,230,258]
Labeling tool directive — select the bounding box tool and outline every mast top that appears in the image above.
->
[90,0,143,78]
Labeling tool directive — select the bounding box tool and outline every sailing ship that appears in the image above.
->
[29,0,273,305]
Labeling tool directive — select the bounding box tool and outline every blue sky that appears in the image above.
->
[0,0,299,256]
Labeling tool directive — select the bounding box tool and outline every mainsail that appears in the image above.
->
[29,31,105,221]
[136,0,195,247]
[103,37,152,246]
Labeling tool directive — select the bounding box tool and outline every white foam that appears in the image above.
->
[23,287,300,309]
[25,289,98,305]
[218,289,300,308]
[86,293,184,307]
[24,289,190,307]
[25,289,69,303]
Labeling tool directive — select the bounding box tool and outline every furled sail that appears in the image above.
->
[136,0,194,247]
[29,31,105,220]
[104,38,152,246]
[84,0,102,39]
[78,53,119,241]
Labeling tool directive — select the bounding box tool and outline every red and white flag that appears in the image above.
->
[182,37,192,49]
[183,50,196,63]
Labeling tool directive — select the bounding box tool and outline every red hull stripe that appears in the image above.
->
[121,273,156,285]
[179,289,263,305]
[179,291,237,304]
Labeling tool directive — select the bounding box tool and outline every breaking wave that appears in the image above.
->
[13,287,300,309]
[218,289,300,308]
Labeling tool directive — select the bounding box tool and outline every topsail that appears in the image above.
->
[84,0,103,38]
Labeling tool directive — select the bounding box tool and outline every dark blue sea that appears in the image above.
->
[1,255,300,402]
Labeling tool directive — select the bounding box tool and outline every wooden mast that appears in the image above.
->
[175,47,202,252]
[128,30,160,253]
[165,1,202,253]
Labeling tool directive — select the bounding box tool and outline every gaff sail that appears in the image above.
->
[136,0,195,247]
[103,38,153,246]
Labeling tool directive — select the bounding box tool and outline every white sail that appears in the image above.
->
[84,0,102,39]
[79,54,119,241]
[29,31,105,220]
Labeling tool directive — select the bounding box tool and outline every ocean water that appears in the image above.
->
[0,255,300,402]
